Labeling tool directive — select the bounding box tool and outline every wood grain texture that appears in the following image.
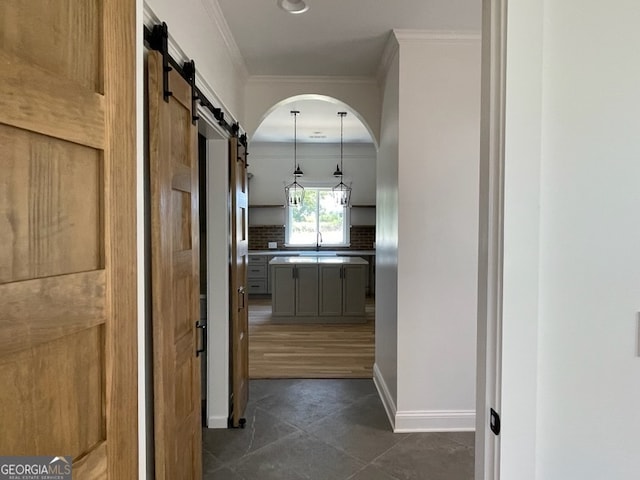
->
[149,49,202,480]
[0,327,104,456]
[73,441,107,480]
[0,50,105,149]
[0,0,137,476]
[103,0,138,476]
[0,271,105,356]
[0,0,103,92]
[230,138,250,427]
[249,298,375,378]
[0,124,103,284]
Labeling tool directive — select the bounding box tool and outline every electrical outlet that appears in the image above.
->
[268,242,277,249]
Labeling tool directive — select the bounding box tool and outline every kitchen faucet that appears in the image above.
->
[316,231,323,251]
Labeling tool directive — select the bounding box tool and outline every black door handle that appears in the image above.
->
[196,321,206,357]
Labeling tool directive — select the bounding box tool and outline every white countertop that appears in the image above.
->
[269,256,369,265]
[250,250,375,256]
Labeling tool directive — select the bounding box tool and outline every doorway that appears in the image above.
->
[245,95,377,380]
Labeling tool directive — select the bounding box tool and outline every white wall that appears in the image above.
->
[533,1,640,478]
[374,46,400,422]
[394,33,481,431]
[498,1,640,478]
[248,141,376,226]
[244,76,381,145]
[205,138,231,428]
[500,0,544,476]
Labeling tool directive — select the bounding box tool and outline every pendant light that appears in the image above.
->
[332,111,351,206]
[285,110,305,206]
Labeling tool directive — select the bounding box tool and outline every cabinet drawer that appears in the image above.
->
[248,264,267,278]
[248,255,266,264]
[247,279,267,294]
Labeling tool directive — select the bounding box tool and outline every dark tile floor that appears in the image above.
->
[203,379,474,480]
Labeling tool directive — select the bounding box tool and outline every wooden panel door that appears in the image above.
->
[0,0,137,478]
[229,137,249,428]
[148,50,202,479]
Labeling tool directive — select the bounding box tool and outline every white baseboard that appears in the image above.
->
[373,364,475,432]
[207,415,228,429]
[373,363,397,430]
[394,409,476,433]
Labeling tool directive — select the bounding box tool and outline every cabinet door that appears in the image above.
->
[343,265,367,316]
[319,265,343,316]
[295,264,319,316]
[267,256,274,294]
[272,265,295,316]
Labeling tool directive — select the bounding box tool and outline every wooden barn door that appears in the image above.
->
[0,0,137,478]
[148,50,202,479]
[229,137,249,427]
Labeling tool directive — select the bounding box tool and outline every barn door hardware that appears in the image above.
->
[143,20,250,142]
[148,22,173,102]
[183,60,199,124]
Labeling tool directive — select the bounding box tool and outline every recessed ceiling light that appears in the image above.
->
[278,0,309,14]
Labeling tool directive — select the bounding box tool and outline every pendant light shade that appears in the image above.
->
[332,112,351,206]
[285,110,305,206]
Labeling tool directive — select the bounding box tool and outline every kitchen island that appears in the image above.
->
[270,256,369,323]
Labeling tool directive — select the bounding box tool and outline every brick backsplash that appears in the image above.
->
[248,226,286,250]
[249,225,375,250]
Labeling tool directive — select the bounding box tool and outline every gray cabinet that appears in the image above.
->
[319,264,367,317]
[248,255,272,295]
[271,257,367,322]
[294,264,319,316]
[272,263,319,316]
[271,264,295,315]
[342,265,367,316]
[318,265,343,316]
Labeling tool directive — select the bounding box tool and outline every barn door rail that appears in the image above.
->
[144,22,247,146]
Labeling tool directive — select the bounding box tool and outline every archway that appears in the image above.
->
[246,94,378,379]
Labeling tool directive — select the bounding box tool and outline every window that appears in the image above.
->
[286,188,350,246]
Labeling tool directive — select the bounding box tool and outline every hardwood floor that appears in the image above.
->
[248,298,374,379]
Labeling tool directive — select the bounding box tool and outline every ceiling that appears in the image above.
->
[216,0,481,143]
[250,98,372,144]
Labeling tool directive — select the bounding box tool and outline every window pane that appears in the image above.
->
[289,189,317,245]
[318,190,345,244]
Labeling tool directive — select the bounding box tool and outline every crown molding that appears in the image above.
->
[200,0,249,82]
[376,31,400,87]
[247,75,377,85]
[393,29,481,43]
[376,29,481,87]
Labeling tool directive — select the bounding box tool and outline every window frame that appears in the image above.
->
[284,187,351,247]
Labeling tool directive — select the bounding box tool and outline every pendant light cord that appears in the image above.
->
[340,112,344,173]
[338,111,347,176]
